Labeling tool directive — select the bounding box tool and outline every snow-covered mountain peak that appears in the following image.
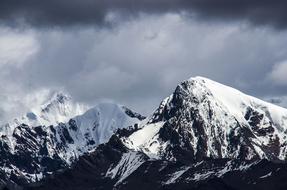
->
[70,102,143,146]
[124,76,287,162]
[40,91,72,110]
[18,91,88,127]
[0,91,89,138]
[0,99,145,183]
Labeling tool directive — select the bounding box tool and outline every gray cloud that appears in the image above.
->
[1,0,287,29]
[2,14,287,123]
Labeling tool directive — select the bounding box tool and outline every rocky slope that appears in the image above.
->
[123,76,287,162]
[28,135,287,190]
[0,93,145,188]
[26,76,287,190]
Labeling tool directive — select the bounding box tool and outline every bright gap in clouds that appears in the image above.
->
[0,28,39,67]
[268,61,287,85]
[1,13,287,123]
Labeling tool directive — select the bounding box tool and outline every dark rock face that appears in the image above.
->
[68,119,77,131]
[147,81,249,162]
[25,138,287,190]
[26,135,130,190]
[0,124,68,186]
[244,107,275,136]
[122,106,146,121]
[0,122,112,187]
[58,123,74,144]
[0,123,140,189]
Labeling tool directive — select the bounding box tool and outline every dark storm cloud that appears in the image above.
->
[2,2,287,122]
[2,15,287,119]
[1,0,287,28]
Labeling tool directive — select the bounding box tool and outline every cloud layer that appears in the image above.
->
[2,13,287,123]
[1,0,287,29]
[2,2,287,123]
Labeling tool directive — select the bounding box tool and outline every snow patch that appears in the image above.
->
[165,166,190,184]
[259,172,272,179]
[106,151,145,186]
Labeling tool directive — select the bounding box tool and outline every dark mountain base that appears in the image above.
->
[25,159,287,190]
[22,136,287,190]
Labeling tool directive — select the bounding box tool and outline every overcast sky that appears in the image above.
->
[1,0,287,122]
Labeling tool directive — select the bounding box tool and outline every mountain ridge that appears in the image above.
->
[123,76,287,162]
[2,76,287,189]
[27,76,287,190]
[0,94,145,188]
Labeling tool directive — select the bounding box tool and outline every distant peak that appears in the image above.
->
[50,91,71,103]
[41,91,71,111]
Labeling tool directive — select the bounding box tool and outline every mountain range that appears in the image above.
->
[1,76,287,190]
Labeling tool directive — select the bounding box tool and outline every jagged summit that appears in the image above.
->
[123,76,287,162]
[41,91,72,111]
[0,91,88,136]
[29,91,88,126]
